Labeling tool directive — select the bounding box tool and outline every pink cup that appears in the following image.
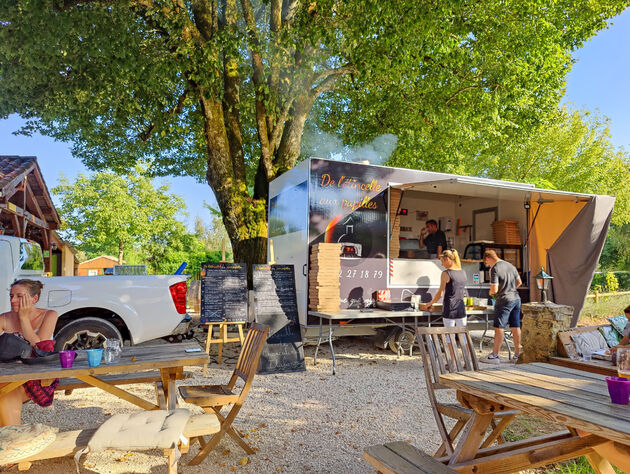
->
[59,350,76,368]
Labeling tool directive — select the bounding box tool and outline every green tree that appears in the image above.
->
[1,1,627,268]
[599,223,630,271]
[194,216,232,256]
[53,167,188,265]
[456,108,630,225]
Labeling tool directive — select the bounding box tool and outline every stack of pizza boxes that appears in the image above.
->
[308,243,341,312]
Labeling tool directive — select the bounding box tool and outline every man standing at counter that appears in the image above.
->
[419,220,447,258]
[484,249,522,362]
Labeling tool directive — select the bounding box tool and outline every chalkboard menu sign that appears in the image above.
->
[200,262,248,323]
[253,264,306,374]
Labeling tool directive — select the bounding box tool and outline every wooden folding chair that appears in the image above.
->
[179,322,269,465]
[415,326,518,458]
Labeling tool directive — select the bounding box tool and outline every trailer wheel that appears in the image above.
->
[54,317,123,351]
[389,328,416,355]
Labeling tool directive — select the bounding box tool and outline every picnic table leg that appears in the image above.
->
[160,368,179,410]
[0,381,26,397]
[448,392,504,465]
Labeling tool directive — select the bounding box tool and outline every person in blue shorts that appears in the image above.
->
[484,249,522,362]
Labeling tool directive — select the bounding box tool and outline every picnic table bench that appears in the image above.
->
[363,441,456,474]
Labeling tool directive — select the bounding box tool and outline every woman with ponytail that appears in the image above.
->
[420,249,468,327]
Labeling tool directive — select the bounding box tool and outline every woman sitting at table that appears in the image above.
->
[420,249,468,327]
[0,279,59,426]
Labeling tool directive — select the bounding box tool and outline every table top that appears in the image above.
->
[309,307,494,320]
[440,362,630,447]
[0,341,209,382]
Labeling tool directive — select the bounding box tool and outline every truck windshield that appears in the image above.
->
[20,242,44,271]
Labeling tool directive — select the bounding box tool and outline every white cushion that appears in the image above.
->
[88,409,190,452]
[0,424,57,465]
[571,331,608,355]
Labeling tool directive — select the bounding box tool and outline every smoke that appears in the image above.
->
[301,130,398,165]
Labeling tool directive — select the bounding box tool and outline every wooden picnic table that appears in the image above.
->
[439,362,630,473]
[0,342,208,410]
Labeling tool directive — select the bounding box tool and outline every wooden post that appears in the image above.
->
[595,291,599,304]
[268,239,275,264]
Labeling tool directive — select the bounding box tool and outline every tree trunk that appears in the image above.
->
[118,241,124,265]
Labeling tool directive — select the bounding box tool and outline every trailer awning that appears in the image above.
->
[392,177,593,203]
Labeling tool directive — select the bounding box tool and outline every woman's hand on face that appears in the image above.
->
[18,293,34,319]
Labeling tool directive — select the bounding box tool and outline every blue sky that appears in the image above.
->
[1,8,629,230]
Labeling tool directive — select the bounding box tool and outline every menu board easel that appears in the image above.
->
[200,262,248,323]
[253,264,306,374]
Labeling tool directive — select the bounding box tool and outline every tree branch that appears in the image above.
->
[241,0,272,166]
[138,89,189,141]
[282,0,301,24]
[445,85,479,105]
[310,65,355,97]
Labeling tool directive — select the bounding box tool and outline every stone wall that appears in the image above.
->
[519,302,574,364]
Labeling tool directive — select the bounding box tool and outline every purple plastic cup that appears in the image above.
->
[59,350,77,368]
[606,376,630,404]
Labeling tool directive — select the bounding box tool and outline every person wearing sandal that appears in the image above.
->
[484,250,522,363]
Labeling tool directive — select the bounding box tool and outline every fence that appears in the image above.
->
[586,290,630,304]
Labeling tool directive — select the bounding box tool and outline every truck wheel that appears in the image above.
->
[389,328,416,355]
[55,317,123,351]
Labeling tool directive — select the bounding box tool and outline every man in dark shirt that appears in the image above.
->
[484,249,522,362]
[419,220,447,258]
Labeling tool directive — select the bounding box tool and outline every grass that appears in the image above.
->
[579,294,630,326]
[502,415,623,473]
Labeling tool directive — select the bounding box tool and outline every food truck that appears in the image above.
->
[268,158,614,336]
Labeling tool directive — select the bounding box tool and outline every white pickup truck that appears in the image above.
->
[0,236,191,350]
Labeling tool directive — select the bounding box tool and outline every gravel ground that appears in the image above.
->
[13,334,513,474]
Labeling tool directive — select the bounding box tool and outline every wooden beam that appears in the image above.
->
[25,180,46,223]
[0,162,35,200]
[0,182,20,202]
[449,434,608,474]
[11,212,22,237]
[0,202,49,229]
[28,165,60,228]
[75,374,160,411]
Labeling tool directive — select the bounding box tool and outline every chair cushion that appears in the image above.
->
[608,315,628,335]
[571,331,608,355]
[599,326,622,347]
[88,409,190,452]
[0,424,57,465]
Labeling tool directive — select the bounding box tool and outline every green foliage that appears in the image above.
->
[591,273,630,291]
[194,216,232,255]
[599,224,630,270]
[52,165,189,268]
[604,272,620,293]
[1,1,629,266]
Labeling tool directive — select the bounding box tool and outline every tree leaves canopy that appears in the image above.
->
[1,0,628,265]
[52,165,189,266]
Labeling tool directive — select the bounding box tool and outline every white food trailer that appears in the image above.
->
[268,158,614,336]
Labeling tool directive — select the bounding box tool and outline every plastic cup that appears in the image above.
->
[86,348,103,367]
[606,376,630,404]
[59,350,76,368]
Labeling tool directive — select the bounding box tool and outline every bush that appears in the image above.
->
[605,272,620,293]
[591,272,630,292]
